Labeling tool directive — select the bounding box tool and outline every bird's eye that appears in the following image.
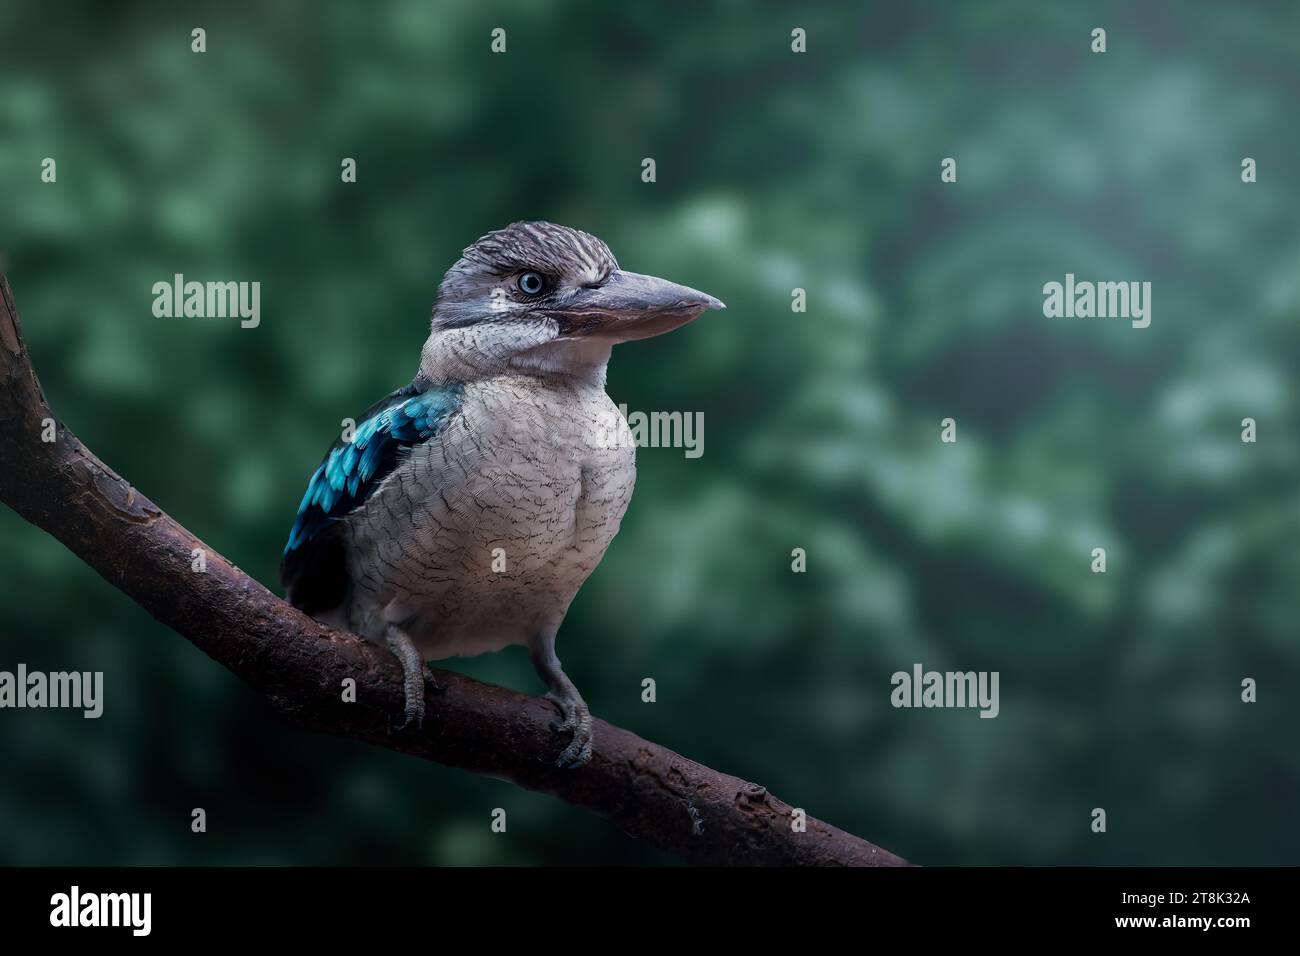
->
[516,272,546,296]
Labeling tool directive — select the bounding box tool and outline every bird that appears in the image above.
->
[280,221,724,768]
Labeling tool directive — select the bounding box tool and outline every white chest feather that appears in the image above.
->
[341,374,636,658]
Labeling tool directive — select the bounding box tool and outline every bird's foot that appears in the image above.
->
[386,625,426,734]
[528,633,591,768]
[388,695,424,734]
[545,688,593,769]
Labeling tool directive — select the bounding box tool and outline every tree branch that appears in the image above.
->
[0,274,909,866]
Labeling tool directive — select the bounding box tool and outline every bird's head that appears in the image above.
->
[421,221,724,381]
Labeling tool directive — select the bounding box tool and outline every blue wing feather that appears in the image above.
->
[280,381,464,612]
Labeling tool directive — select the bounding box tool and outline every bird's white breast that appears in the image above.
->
[341,374,636,659]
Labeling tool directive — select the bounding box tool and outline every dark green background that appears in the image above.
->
[1,0,1297,865]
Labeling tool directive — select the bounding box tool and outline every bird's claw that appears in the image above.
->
[389,680,426,734]
[389,705,423,734]
[424,664,447,695]
[545,690,592,769]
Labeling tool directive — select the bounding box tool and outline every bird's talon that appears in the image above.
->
[423,667,446,695]
[554,738,592,769]
[549,707,592,769]
[389,714,421,734]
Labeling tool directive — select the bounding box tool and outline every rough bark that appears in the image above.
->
[0,274,909,866]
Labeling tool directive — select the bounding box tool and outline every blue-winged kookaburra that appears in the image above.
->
[281,221,724,767]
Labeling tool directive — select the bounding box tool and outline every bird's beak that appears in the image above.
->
[545,270,725,342]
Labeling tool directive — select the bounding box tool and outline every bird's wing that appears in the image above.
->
[280,380,465,613]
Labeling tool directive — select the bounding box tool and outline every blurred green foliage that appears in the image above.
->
[1,0,1298,865]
